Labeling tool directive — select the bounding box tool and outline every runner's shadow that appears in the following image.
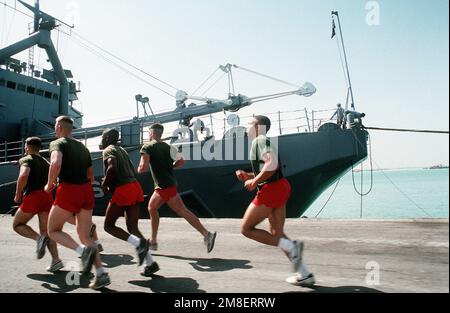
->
[98,288,148,294]
[129,275,206,293]
[287,285,385,293]
[101,254,136,269]
[153,254,253,272]
[27,271,94,293]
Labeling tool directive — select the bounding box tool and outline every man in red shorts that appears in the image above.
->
[101,129,159,277]
[13,137,63,273]
[236,115,315,286]
[45,116,110,290]
[138,124,216,253]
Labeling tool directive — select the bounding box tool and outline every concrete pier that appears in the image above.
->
[0,216,448,293]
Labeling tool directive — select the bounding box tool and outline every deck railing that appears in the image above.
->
[0,108,339,161]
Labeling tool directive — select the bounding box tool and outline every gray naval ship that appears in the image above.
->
[0,1,368,218]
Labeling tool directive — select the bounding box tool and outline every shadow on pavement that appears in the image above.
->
[286,285,385,293]
[153,254,253,272]
[27,271,95,293]
[129,275,206,293]
[100,253,136,268]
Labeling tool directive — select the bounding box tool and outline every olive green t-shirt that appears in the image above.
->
[18,154,50,195]
[140,140,179,189]
[102,145,136,186]
[49,137,92,184]
[250,135,283,187]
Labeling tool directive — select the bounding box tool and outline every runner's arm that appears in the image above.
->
[254,152,278,184]
[138,154,150,173]
[45,151,62,192]
[235,170,255,182]
[102,157,117,188]
[245,152,278,191]
[14,166,30,203]
[173,152,186,169]
[87,166,95,183]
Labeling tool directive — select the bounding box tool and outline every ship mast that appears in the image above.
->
[332,11,356,111]
[0,0,72,116]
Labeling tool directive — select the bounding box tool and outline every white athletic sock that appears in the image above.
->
[278,238,295,254]
[145,252,154,265]
[95,267,106,277]
[75,245,86,256]
[127,235,141,248]
[298,263,311,278]
[95,240,101,246]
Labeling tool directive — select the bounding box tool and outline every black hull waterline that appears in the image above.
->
[0,127,368,218]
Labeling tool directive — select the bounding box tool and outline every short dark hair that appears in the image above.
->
[56,116,74,130]
[150,124,164,132]
[25,137,42,150]
[103,129,119,145]
[254,115,271,132]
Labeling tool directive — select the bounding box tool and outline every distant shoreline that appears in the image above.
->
[354,166,449,172]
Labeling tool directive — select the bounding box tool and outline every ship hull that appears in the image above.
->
[0,127,368,218]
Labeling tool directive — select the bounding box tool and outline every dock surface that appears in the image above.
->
[0,216,448,293]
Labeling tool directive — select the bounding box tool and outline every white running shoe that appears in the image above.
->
[286,273,316,287]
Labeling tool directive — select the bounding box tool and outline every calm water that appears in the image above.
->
[304,168,449,219]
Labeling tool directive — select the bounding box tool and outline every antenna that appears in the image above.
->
[332,11,356,111]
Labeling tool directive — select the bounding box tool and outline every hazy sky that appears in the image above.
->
[1,0,448,168]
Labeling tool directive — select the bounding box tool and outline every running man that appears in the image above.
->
[45,116,111,290]
[138,124,216,253]
[13,137,63,273]
[101,129,159,277]
[236,115,315,286]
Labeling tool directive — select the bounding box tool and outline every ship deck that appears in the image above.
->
[0,216,448,293]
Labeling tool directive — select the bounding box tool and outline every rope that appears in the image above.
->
[0,180,17,188]
[364,126,449,135]
[4,0,16,44]
[71,31,180,92]
[351,128,433,218]
[314,179,341,218]
[0,0,32,19]
[230,69,236,95]
[192,66,220,96]
[373,162,433,218]
[1,1,6,46]
[200,72,227,97]
[233,64,301,89]
[351,131,374,196]
[68,36,175,98]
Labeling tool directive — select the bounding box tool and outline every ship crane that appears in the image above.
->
[69,78,316,140]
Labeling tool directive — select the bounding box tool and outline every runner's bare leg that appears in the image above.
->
[12,210,39,240]
[148,192,164,244]
[77,208,102,268]
[38,211,60,262]
[241,203,279,246]
[48,206,79,250]
[167,194,208,237]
